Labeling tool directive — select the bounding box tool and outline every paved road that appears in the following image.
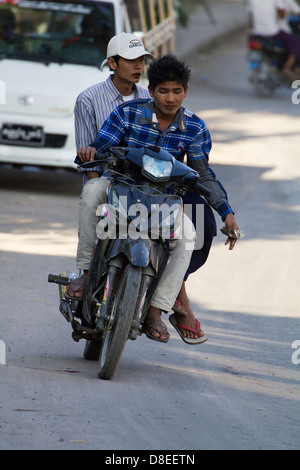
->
[0,31,299,450]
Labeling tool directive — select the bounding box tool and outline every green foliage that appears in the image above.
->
[174,0,215,27]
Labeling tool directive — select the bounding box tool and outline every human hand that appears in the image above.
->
[77,146,97,163]
[223,213,241,250]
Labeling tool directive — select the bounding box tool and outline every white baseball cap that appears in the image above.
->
[100,32,153,70]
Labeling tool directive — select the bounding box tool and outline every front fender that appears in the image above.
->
[108,238,159,272]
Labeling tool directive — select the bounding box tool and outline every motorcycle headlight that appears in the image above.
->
[142,155,173,181]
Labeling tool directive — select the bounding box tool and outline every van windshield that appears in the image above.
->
[0,0,115,66]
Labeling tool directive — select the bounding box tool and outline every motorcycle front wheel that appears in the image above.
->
[97,263,142,380]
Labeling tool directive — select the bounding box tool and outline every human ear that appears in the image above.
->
[148,86,154,97]
[107,57,117,71]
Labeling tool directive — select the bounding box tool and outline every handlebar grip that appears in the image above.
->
[75,151,110,167]
[48,274,70,286]
[94,151,110,161]
[194,182,211,198]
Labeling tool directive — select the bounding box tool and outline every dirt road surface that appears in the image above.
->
[0,31,299,450]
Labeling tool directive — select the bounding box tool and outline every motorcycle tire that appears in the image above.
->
[82,255,119,362]
[97,263,142,380]
[83,339,102,361]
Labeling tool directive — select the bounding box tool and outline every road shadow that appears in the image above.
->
[0,165,82,196]
[1,161,300,242]
[211,162,300,241]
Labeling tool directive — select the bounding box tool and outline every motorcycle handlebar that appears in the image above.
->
[75,151,110,168]
[48,274,70,286]
[194,181,211,198]
[76,149,212,198]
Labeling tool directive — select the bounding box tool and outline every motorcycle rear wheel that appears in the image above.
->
[84,339,102,361]
[252,59,276,97]
[97,264,142,380]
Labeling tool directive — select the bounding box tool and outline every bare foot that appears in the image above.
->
[144,306,170,342]
[175,282,205,340]
[175,304,205,340]
[66,271,88,298]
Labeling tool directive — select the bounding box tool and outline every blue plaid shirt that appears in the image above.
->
[86,99,233,220]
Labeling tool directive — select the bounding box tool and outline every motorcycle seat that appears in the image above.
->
[248,34,286,54]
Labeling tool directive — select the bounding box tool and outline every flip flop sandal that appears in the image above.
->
[169,313,208,345]
[172,299,188,316]
[144,318,170,343]
[65,276,87,301]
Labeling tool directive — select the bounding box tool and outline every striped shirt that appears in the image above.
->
[87,99,233,220]
[74,75,150,150]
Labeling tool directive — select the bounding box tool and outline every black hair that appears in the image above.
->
[147,55,191,90]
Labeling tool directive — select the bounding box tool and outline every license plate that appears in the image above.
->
[0,124,45,146]
[248,51,262,70]
[248,51,262,62]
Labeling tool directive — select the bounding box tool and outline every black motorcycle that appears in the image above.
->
[247,17,300,97]
[48,146,210,380]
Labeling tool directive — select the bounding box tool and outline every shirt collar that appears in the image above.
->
[105,75,140,102]
[140,100,187,132]
[171,107,187,132]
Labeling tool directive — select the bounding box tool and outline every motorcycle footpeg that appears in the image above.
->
[95,316,105,331]
[128,327,143,341]
[48,273,70,286]
[128,329,138,341]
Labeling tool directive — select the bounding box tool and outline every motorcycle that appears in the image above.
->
[48,146,211,380]
[247,16,300,97]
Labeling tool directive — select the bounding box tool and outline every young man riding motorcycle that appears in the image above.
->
[74,34,216,342]
[68,55,240,343]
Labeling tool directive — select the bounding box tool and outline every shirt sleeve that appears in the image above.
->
[288,0,300,13]
[276,0,286,9]
[89,106,126,151]
[74,97,97,151]
[186,124,234,221]
[75,104,127,174]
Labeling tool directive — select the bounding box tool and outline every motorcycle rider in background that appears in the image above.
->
[248,0,300,80]
[278,0,300,33]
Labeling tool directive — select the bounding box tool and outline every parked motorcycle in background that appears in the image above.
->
[48,146,211,380]
[248,16,300,97]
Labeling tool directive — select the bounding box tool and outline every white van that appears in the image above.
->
[0,0,175,169]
